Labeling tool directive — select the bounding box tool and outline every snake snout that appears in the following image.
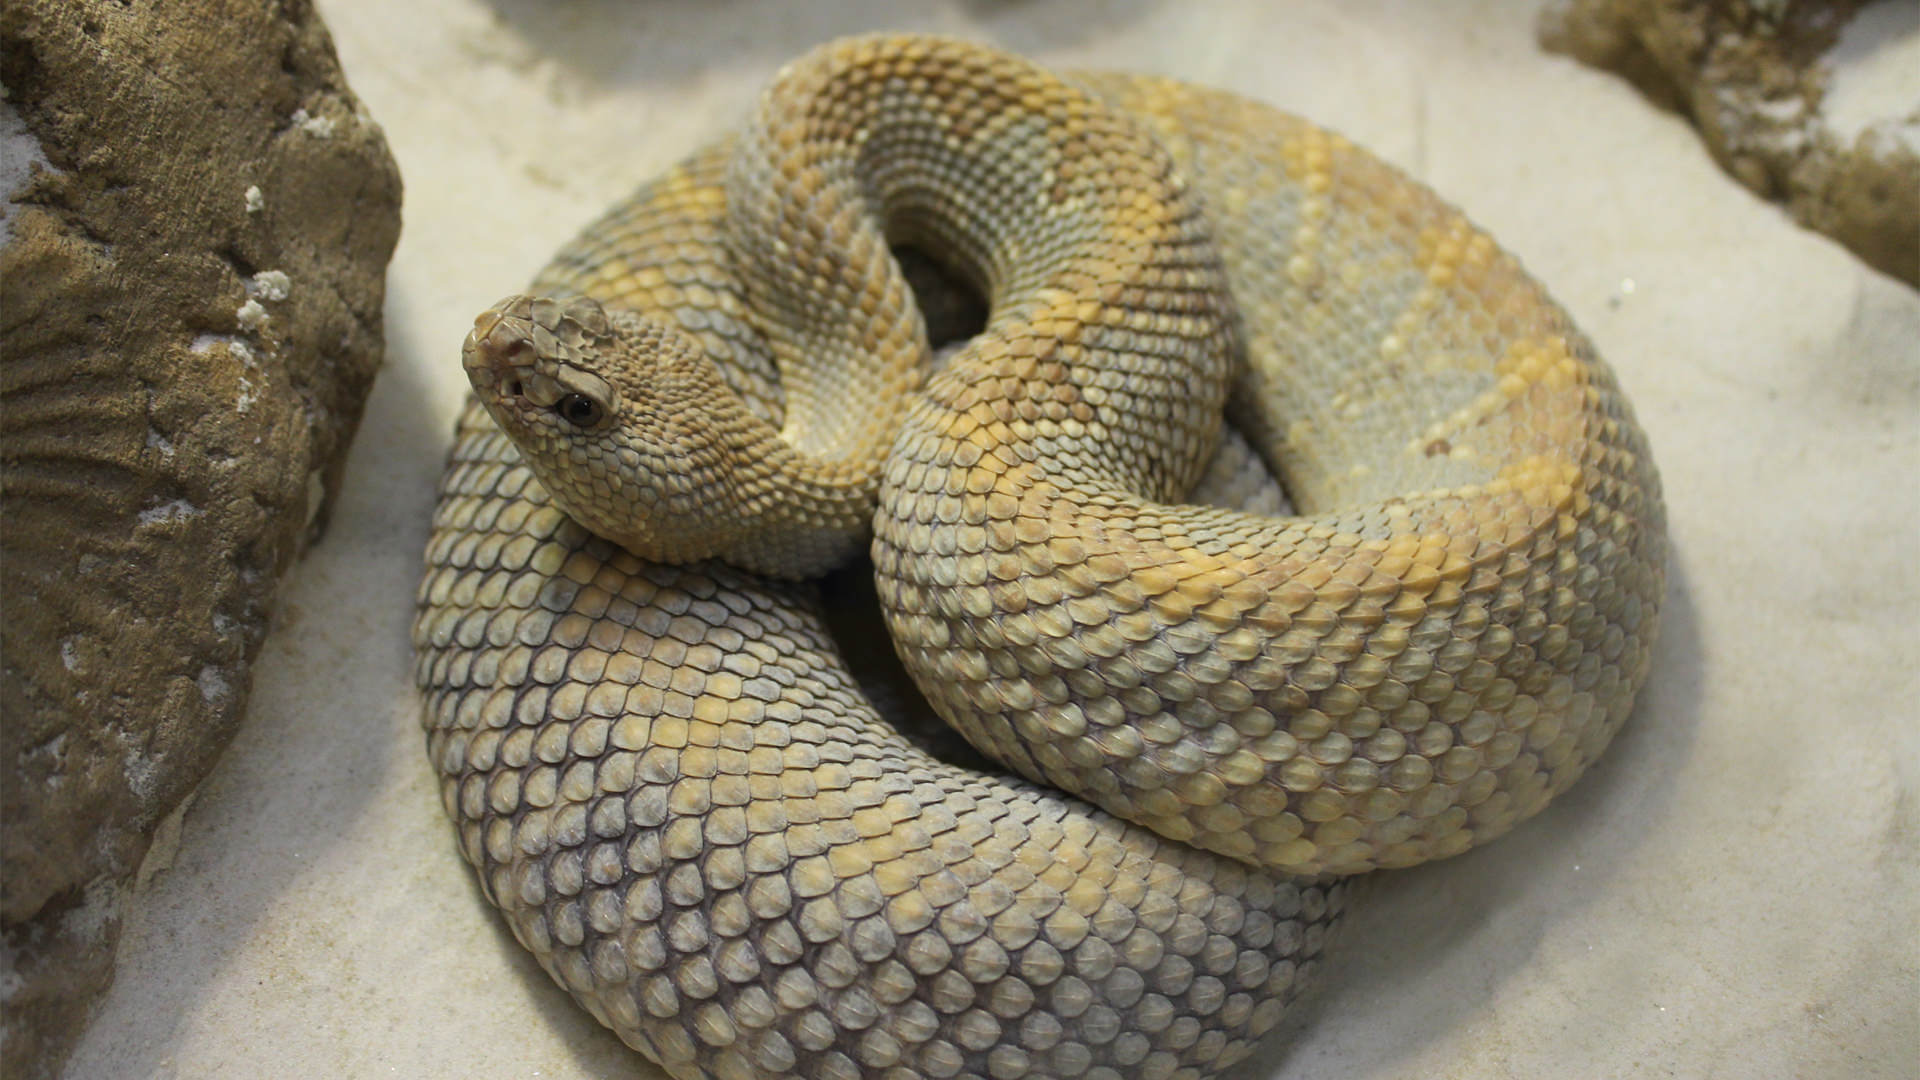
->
[463,305,540,404]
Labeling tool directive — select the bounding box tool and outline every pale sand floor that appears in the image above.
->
[66,2,1917,1077]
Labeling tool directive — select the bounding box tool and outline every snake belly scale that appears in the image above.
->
[415,34,1665,1080]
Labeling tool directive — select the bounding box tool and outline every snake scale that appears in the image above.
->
[415,34,1665,1080]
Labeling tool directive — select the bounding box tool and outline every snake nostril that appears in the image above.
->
[480,331,535,402]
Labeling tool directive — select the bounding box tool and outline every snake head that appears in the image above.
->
[465,294,622,432]
[462,293,750,564]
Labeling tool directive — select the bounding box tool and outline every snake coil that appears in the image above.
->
[416,34,1664,1080]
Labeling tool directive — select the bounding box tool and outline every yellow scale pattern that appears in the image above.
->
[419,34,1665,1080]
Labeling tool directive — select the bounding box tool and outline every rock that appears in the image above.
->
[1541,0,1919,287]
[0,1,401,1074]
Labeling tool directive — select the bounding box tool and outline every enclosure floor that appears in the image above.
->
[66,3,1917,1078]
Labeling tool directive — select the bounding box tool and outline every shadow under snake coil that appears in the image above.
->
[414,34,1666,1080]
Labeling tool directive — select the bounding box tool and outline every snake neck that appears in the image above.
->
[461,295,881,580]
[702,395,884,579]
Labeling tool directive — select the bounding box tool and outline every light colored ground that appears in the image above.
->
[65,2,1918,1077]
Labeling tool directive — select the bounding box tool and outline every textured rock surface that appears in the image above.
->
[0,1,401,1074]
[1541,0,1920,287]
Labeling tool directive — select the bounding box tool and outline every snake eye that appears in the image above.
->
[556,393,605,427]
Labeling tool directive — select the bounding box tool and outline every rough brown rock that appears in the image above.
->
[1541,0,1919,287]
[0,2,402,1075]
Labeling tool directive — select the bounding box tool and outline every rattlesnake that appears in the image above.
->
[416,33,1665,1080]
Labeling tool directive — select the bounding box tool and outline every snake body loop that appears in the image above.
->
[418,34,1665,1080]
[872,69,1667,873]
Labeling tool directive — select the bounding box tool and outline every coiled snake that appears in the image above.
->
[415,34,1665,1080]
